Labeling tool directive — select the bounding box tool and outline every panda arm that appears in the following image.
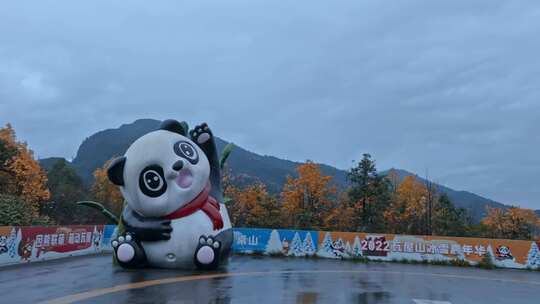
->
[122,205,172,242]
[189,123,222,201]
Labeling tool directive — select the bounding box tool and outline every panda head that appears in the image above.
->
[107,120,210,217]
[498,245,510,255]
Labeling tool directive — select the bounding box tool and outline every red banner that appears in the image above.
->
[0,225,106,264]
[18,226,104,259]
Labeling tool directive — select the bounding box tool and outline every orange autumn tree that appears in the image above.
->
[481,207,506,237]
[323,191,355,231]
[0,124,50,223]
[92,160,124,217]
[281,161,336,230]
[506,207,540,239]
[226,181,280,228]
[384,175,428,234]
[386,169,401,194]
[482,206,540,240]
[247,183,282,228]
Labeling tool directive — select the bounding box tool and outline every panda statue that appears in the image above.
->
[107,119,232,270]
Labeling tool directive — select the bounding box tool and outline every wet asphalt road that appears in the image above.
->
[0,254,539,304]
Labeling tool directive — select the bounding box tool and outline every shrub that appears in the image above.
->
[477,252,496,269]
[449,258,471,267]
[350,255,370,263]
[0,194,34,226]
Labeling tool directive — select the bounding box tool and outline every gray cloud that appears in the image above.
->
[1,0,539,208]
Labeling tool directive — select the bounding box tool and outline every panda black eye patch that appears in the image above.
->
[139,165,167,197]
[174,141,199,164]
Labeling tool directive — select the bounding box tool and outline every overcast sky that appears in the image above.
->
[1,0,539,209]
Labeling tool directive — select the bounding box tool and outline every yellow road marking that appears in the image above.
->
[40,269,540,304]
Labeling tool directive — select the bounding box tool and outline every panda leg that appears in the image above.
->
[111,233,147,268]
[194,235,221,270]
[193,229,233,270]
[214,228,233,262]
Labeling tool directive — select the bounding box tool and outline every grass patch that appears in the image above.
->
[232,252,512,270]
[350,255,370,263]
[449,259,472,267]
[429,260,451,266]
[477,252,496,270]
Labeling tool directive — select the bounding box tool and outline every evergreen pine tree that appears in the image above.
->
[348,154,391,232]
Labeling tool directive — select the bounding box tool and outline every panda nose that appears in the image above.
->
[172,160,184,171]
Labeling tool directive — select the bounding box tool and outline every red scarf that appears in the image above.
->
[164,183,223,230]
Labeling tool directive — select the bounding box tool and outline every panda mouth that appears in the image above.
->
[175,169,193,189]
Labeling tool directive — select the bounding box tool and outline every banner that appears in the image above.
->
[233,228,318,256]
[2,225,539,270]
[0,225,116,267]
[315,232,540,269]
[232,228,540,270]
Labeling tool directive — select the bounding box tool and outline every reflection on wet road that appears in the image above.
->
[0,254,538,303]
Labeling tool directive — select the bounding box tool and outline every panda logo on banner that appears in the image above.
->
[496,245,514,260]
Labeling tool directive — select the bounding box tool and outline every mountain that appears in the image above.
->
[71,119,162,183]
[39,157,69,172]
[220,140,348,193]
[382,169,511,221]
[39,119,537,222]
[62,118,347,193]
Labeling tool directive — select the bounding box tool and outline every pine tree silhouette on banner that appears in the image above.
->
[289,232,305,257]
[302,233,316,256]
[265,230,283,255]
[322,233,333,252]
[352,236,363,257]
[526,242,540,268]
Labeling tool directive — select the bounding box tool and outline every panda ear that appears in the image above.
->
[107,156,126,186]
[159,119,188,136]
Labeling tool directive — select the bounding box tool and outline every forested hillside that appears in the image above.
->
[39,119,537,222]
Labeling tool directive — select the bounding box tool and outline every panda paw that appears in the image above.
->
[194,235,221,270]
[112,233,146,267]
[190,123,213,145]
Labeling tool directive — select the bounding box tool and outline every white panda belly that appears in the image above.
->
[141,203,232,269]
